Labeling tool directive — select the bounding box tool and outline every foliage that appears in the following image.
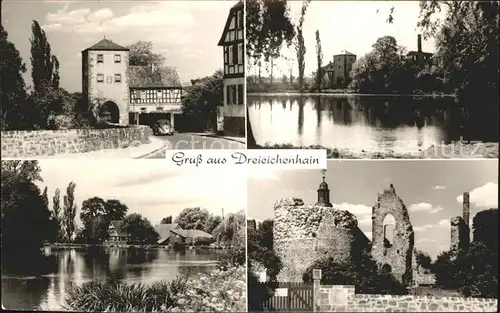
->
[472,209,498,251]
[217,247,246,271]
[1,160,57,253]
[52,188,63,241]
[415,249,433,270]
[160,216,173,224]
[64,276,188,312]
[204,214,222,234]
[30,20,59,93]
[122,213,159,245]
[127,41,166,68]
[0,25,28,131]
[62,182,77,242]
[175,207,210,230]
[167,266,246,312]
[302,252,408,295]
[80,197,128,227]
[181,71,223,133]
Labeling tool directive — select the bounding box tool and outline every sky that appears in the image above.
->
[36,160,247,228]
[248,160,498,260]
[2,0,235,92]
[249,0,445,78]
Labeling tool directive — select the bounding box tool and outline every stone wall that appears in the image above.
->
[371,184,414,285]
[450,216,470,258]
[1,125,152,157]
[319,285,497,312]
[274,198,363,282]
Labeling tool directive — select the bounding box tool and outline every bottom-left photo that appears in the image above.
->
[1,159,247,312]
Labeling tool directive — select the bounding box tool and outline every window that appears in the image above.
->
[232,85,237,105]
[224,46,228,64]
[232,44,238,65]
[237,43,243,65]
[97,73,104,82]
[97,54,103,63]
[226,85,232,104]
[114,54,121,63]
[238,10,243,28]
[114,74,121,83]
[237,84,243,105]
[228,46,233,65]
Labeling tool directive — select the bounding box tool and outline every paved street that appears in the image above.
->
[144,133,245,158]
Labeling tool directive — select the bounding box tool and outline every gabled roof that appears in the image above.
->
[333,50,356,56]
[82,38,129,52]
[128,66,182,88]
[171,229,214,239]
[109,220,128,237]
[155,223,181,243]
[217,0,244,46]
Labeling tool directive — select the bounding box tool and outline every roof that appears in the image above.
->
[128,66,182,88]
[407,50,433,56]
[155,223,180,243]
[171,229,214,239]
[82,38,129,52]
[109,220,128,237]
[217,0,244,46]
[333,50,356,56]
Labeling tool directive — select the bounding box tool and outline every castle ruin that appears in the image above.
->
[450,192,471,259]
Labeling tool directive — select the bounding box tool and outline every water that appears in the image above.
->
[1,247,224,311]
[248,94,494,154]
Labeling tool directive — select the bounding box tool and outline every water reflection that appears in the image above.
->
[248,94,495,154]
[2,248,223,311]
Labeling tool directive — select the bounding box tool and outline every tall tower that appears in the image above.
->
[82,38,130,125]
[463,192,470,226]
[315,169,333,207]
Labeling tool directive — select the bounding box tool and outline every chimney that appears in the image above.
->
[463,192,470,226]
[417,34,422,53]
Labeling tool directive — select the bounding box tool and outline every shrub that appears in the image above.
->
[167,266,246,312]
[217,247,246,271]
[64,276,188,312]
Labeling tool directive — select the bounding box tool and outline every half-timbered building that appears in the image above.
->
[217,0,245,137]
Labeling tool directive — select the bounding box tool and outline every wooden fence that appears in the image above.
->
[257,282,314,311]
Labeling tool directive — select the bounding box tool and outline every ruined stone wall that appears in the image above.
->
[1,125,152,157]
[319,285,498,312]
[274,198,361,282]
[450,216,470,258]
[371,185,414,285]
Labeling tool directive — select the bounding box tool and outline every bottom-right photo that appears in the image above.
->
[247,160,498,313]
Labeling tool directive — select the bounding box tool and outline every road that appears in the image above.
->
[144,133,245,159]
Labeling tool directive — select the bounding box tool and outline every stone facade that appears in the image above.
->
[450,192,471,259]
[1,125,152,157]
[319,285,497,312]
[273,197,365,282]
[371,184,414,286]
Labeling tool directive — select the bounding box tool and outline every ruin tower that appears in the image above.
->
[450,192,471,258]
[371,184,414,286]
[315,169,333,207]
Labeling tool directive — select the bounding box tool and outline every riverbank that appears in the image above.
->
[64,265,246,312]
[43,243,227,250]
[247,90,455,97]
[251,142,499,159]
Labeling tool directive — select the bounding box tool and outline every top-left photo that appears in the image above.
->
[1,0,245,159]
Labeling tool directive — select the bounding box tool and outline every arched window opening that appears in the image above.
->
[383,214,396,248]
[381,263,392,275]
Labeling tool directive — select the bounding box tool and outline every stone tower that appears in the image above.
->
[315,169,333,207]
[82,38,130,125]
[371,184,414,286]
[450,192,470,258]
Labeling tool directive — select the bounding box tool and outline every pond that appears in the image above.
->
[248,94,497,154]
[1,247,224,311]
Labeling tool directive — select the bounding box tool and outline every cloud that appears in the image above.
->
[408,202,444,214]
[433,185,446,190]
[456,182,498,208]
[87,8,114,23]
[414,219,449,232]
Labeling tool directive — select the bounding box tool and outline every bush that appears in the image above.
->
[167,266,246,312]
[64,276,188,312]
[217,247,246,271]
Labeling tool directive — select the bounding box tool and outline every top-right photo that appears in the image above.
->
[246,1,499,159]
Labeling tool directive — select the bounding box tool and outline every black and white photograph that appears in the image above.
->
[1,0,245,159]
[247,160,498,312]
[246,1,499,159]
[1,160,246,311]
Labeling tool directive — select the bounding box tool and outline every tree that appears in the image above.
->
[122,213,159,244]
[175,207,210,230]
[42,187,49,211]
[127,41,166,67]
[52,188,62,241]
[315,30,323,91]
[212,211,245,247]
[472,209,498,251]
[294,0,311,93]
[82,215,110,244]
[62,182,77,242]
[104,199,128,221]
[415,249,433,270]
[160,216,173,224]
[0,25,28,131]
[1,160,54,254]
[204,214,222,234]
[30,20,59,92]
[80,197,107,228]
